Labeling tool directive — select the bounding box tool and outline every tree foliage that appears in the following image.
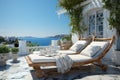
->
[0,36,5,43]
[102,0,120,34]
[58,0,87,35]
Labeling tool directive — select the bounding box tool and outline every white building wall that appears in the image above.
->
[67,0,116,60]
[71,34,79,44]
[103,9,116,48]
[82,0,116,60]
[103,9,116,38]
[102,9,116,60]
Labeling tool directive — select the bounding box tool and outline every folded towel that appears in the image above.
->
[54,54,73,73]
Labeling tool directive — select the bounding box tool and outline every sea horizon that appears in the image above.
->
[0,34,68,46]
[18,37,61,46]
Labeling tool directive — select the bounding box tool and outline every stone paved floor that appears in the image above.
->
[0,56,120,80]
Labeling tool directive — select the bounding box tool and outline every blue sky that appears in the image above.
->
[0,0,70,37]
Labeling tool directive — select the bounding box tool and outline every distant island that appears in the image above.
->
[48,34,70,38]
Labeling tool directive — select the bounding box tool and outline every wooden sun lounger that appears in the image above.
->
[25,36,115,78]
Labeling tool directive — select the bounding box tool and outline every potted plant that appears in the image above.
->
[0,45,10,66]
[11,47,19,62]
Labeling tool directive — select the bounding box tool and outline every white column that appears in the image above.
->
[72,33,79,44]
[51,40,58,46]
[18,40,28,56]
[95,11,97,36]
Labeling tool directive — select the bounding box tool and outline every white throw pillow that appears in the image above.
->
[70,40,87,52]
[81,41,109,57]
[81,45,101,57]
[91,41,109,58]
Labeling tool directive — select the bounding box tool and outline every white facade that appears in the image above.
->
[72,0,116,41]
[71,0,117,60]
[82,0,116,48]
[82,0,115,37]
[58,0,117,60]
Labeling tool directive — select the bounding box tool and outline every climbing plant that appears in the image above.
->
[102,0,120,50]
[58,0,87,38]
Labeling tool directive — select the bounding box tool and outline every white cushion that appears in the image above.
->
[57,50,76,55]
[29,54,92,63]
[70,40,87,52]
[33,51,46,56]
[68,55,92,62]
[81,45,101,57]
[29,54,55,63]
[92,41,109,58]
[81,41,109,57]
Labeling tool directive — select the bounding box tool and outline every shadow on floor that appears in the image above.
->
[0,64,11,71]
[28,65,120,80]
[10,60,20,63]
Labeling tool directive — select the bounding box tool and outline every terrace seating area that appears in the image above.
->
[25,36,115,77]
[0,54,120,80]
[0,0,120,80]
[0,36,120,80]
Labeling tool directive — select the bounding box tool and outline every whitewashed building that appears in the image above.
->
[82,0,116,38]
[57,0,117,60]
[81,0,117,60]
[58,0,116,48]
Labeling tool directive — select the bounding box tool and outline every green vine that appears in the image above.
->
[102,0,120,34]
[102,0,120,50]
[58,0,87,37]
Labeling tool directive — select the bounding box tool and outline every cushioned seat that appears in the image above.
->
[30,41,109,63]
[68,55,92,62]
[57,50,76,54]
[29,54,92,63]
[29,54,55,63]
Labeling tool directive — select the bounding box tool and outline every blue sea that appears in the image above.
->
[18,37,61,46]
